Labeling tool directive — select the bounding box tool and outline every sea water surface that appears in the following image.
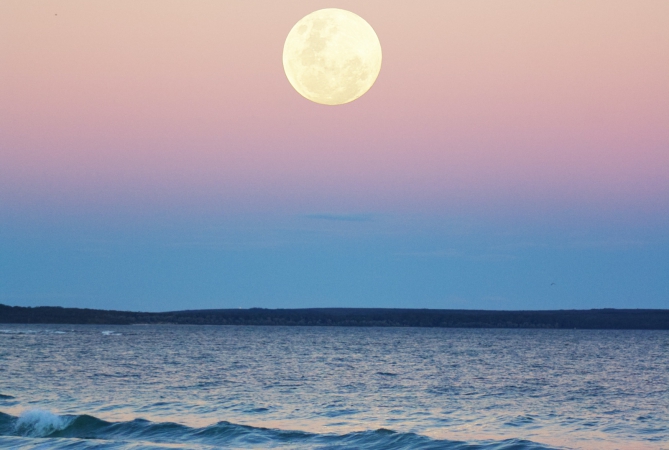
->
[0,325,667,449]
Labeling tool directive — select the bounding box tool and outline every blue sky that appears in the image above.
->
[2,208,667,311]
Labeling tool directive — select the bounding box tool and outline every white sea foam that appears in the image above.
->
[15,409,72,437]
[101,331,122,336]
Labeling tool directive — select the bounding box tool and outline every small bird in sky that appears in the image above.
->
[551,282,556,286]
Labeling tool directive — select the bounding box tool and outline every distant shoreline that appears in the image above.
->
[1,304,668,329]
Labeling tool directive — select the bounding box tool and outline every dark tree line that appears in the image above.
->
[1,304,668,329]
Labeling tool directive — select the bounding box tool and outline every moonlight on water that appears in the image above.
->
[283,9,382,105]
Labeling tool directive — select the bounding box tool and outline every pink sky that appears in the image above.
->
[1,0,668,218]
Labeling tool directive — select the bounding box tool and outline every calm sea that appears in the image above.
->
[0,325,667,449]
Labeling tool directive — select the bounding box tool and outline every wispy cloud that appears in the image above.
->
[0,294,89,300]
[396,249,517,262]
[164,238,289,250]
[396,249,462,258]
[304,213,374,222]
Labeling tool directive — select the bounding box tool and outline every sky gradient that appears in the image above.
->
[1,1,668,311]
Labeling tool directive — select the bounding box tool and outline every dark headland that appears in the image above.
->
[1,304,668,329]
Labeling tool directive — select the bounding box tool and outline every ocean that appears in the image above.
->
[0,325,667,449]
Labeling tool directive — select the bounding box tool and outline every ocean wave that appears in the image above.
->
[0,329,69,335]
[14,409,74,437]
[0,410,561,449]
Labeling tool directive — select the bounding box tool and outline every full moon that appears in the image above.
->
[283,9,382,106]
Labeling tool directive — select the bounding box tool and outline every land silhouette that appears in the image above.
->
[1,304,668,329]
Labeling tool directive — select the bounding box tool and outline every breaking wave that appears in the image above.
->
[0,410,560,449]
[101,331,122,336]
